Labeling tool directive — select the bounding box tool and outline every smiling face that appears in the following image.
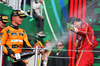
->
[12,16,23,26]
[0,21,7,28]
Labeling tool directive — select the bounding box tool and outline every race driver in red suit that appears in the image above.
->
[67,17,97,66]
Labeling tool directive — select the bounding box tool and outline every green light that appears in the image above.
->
[92,28,100,31]
[98,56,100,58]
[89,19,92,22]
[94,19,96,22]
[95,8,100,13]
[87,16,89,18]
[97,38,100,41]
[98,0,100,6]
[98,21,100,23]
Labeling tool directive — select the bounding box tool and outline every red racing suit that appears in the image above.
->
[75,22,97,66]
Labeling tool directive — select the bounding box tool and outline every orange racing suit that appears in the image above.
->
[0,24,32,55]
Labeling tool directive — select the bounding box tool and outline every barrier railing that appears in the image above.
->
[0,45,3,66]
[30,0,33,17]
[1,46,100,66]
[2,47,100,52]
[34,46,38,66]
[23,0,26,11]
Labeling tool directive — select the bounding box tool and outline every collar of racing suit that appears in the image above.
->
[10,24,19,29]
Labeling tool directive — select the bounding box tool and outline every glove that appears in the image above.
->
[67,23,75,32]
[7,56,14,63]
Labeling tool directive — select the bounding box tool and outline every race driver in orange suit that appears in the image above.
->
[0,14,10,66]
[67,17,97,66]
[0,10,33,66]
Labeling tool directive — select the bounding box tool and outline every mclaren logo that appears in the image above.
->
[2,16,8,19]
[18,11,22,14]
